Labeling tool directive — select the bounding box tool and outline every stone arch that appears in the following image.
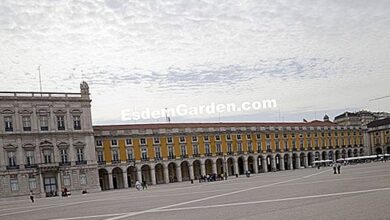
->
[322,151,327,160]
[193,160,202,179]
[181,161,190,181]
[375,147,382,155]
[284,154,289,170]
[126,166,137,187]
[275,154,281,171]
[328,151,334,161]
[307,152,314,166]
[300,152,305,167]
[353,149,358,157]
[315,151,320,161]
[266,154,272,171]
[98,168,109,190]
[141,164,152,185]
[359,148,364,156]
[155,163,165,184]
[237,156,245,175]
[257,155,263,172]
[168,162,177,182]
[216,158,224,175]
[347,149,353,157]
[227,157,235,176]
[335,150,341,160]
[112,167,124,189]
[247,156,255,173]
[205,159,213,175]
[292,153,299,169]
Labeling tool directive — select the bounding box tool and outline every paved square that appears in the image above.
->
[1,162,390,220]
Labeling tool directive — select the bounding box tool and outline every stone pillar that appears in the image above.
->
[163,164,169,184]
[123,172,129,188]
[243,157,249,172]
[176,165,182,182]
[253,157,259,173]
[262,156,268,172]
[201,161,206,176]
[288,153,293,170]
[271,155,276,171]
[234,159,239,175]
[137,170,142,182]
[189,164,194,180]
[40,173,45,197]
[212,161,217,174]
[151,167,156,185]
[108,173,114,189]
[280,154,285,171]
[295,155,300,169]
[304,155,308,168]
[57,172,62,194]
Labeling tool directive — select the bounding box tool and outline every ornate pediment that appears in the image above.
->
[71,109,83,115]
[57,142,69,149]
[54,109,67,115]
[22,143,35,150]
[73,141,85,148]
[3,144,17,151]
[18,109,33,115]
[39,140,54,149]
[37,109,50,116]
[1,109,15,114]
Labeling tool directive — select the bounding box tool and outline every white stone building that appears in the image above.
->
[0,82,100,199]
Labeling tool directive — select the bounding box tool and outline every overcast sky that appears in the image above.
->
[0,0,389,125]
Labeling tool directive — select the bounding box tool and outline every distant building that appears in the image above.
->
[367,118,390,155]
[0,82,100,199]
[334,110,390,126]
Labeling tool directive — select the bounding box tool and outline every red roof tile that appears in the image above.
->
[93,120,337,131]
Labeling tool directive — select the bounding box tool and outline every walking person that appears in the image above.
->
[337,162,341,174]
[29,190,34,203]
[135,180,141,191]
[332,163,337,174]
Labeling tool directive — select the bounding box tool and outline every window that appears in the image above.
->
[80,174,87,185]
[57,116,65,130]
[227,143,232,153]
[111,139,118,146]
[63,175,71,186]
[180,145,187,156]
[43,150,52,163]
[97,151,104,162]
[127,148,133,160]
[141,148,148,160]
[292,140,296,149]
[96,140,103,146]
[215,135,221,141]
[300,140,304,148]
[168,146,174,158]
[237,142,243,152]
[257,142,262,151]
[26,151,34,165]
[193,145,199,155]
[153,137,160,144]
[76,148,84,162]
[4,116,13,132]
[204,136,209,141]
[205,143,211,154]
[192,136,198,142]
[265,133,270,139]
[274,133,279,139]
[167,137,173,144]
[226,134,231,140]
[266,140,271,151]
[315,139,318,147]
[60,149,68,163]
[112,150,119,162]
[283,133,287,138]
[179,136,186,143]
[292,133,295,138]
[22,116,31,131]
[246,134,251,139]
[275,141,280,150]
[140,138,146,145]
[236,134,241,140]
[10,179,19,191]
[29,177,37,190]
[73,115,81,130]
[8,151,17,166]
[284,140,288,151]
[155,147,161,159]
[216,143,222,153]
[126,139,132,146]
[40,116,49,131]
[256,134,261,139]
[247,141,253,152]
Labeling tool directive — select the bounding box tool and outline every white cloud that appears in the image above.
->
[0,0,389,123]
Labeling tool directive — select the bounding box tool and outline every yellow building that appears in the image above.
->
[367,118,390,155]
[93,119,364,190]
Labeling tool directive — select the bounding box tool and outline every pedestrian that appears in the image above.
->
[143,181,148,190]
[337,162,341,174]
[332,163,337,174]
[135,180,141,191]
[29,190,34,203]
